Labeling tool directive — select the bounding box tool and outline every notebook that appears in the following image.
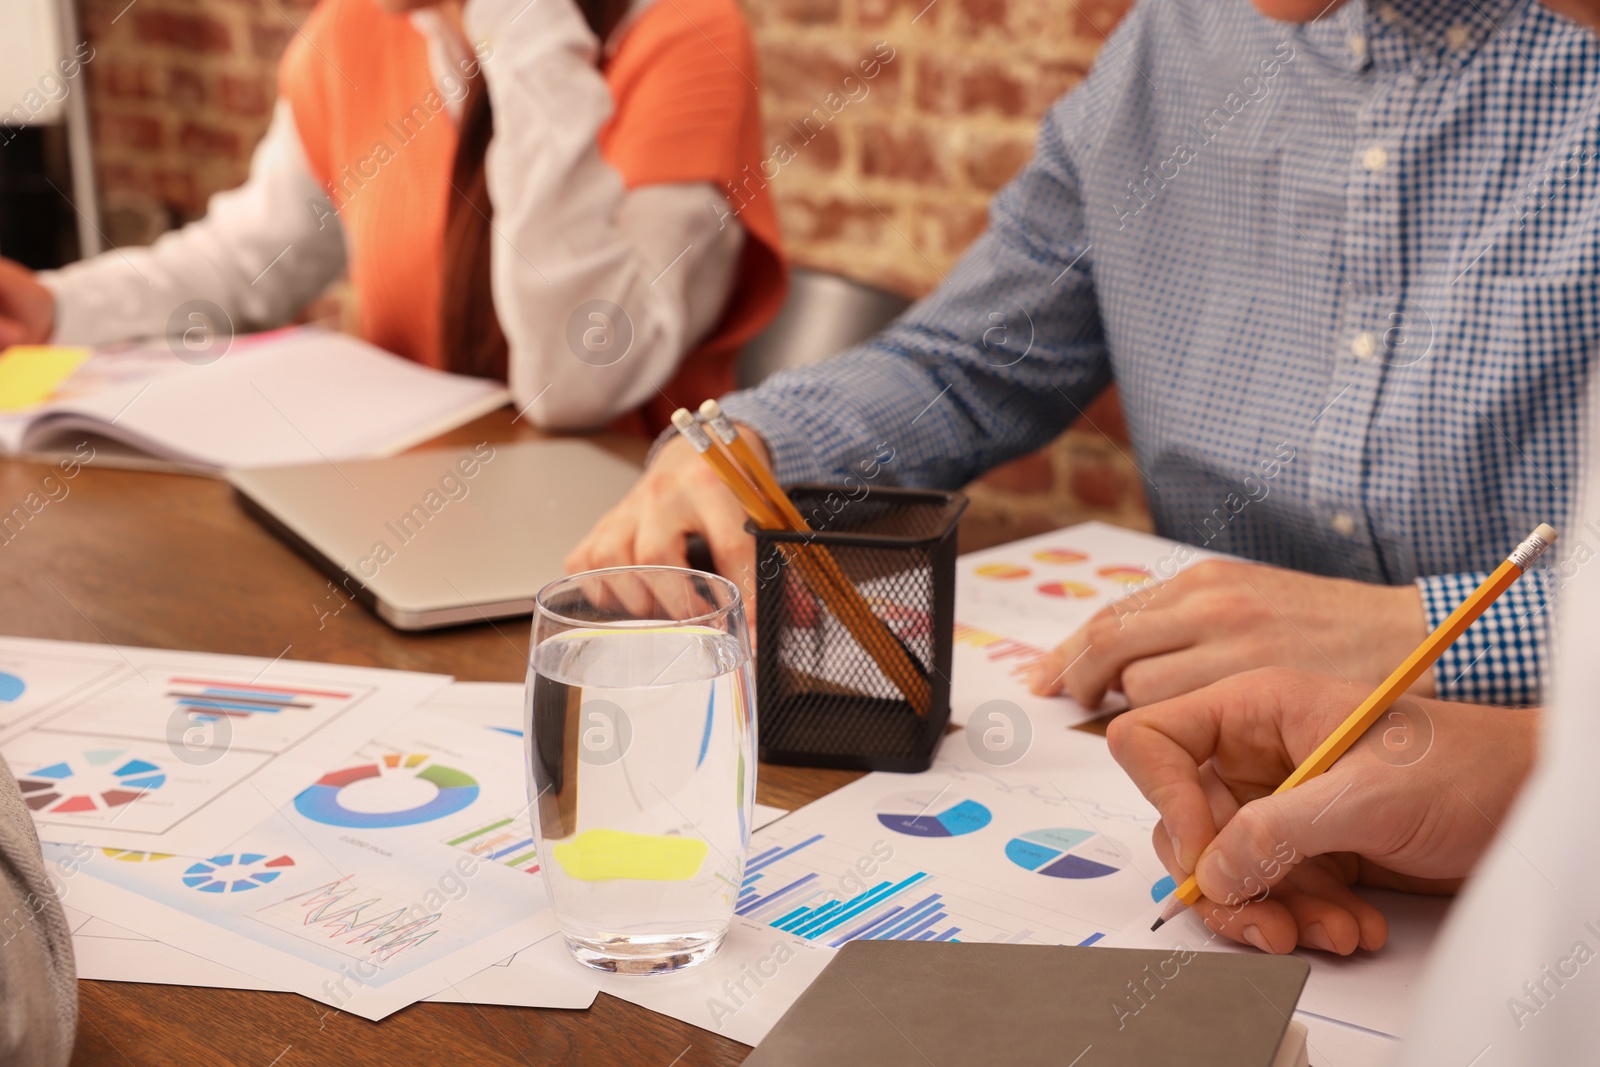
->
[744,941,1310,1067]
[0,328,509,471]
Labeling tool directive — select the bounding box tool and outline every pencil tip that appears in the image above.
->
[1150,917,1165,932]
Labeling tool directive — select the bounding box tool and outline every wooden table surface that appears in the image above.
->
[0,408,1043,1067]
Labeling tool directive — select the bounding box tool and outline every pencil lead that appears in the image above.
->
[1149,916,1166,932]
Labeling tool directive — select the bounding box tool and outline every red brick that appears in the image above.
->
[857,0,939,28]
[167,67,207,109]
[961,133,1032,191]
[98,62,159,101]
[982,450,1054,493]
[101,114,165,153]
[134,10,232,51]
[219,74,272,117]
[1072,0,1133,38]
[931,200,990,257]
[251,19,295,60]
[860,123,945,184]
[780,194,886,244]
[1082,386,1131,443]
[178,121,243,160]
[771,121,842,172]
[956,0,1009,32]
[1068,453,1130,509]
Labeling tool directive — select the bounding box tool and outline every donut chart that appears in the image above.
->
[1005,828,1123,879]
[16,749,167,814]
[182,852,295,893]
[294,752,479,829]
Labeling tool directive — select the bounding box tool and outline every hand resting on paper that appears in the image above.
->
[1028,559,1434,708]
[0,257,55,349]
[567,424,770,604]
[1107,668,1538,954]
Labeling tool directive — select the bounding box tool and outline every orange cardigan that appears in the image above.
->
[279,0,786,436]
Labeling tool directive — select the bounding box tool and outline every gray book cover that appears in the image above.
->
[744,941,1310,1067]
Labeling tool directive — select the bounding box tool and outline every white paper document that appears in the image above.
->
[44,709,556,1020]
[951,522,1221,727]
[0,635,450,854]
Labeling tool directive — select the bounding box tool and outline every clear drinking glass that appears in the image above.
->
[527,566,757,974]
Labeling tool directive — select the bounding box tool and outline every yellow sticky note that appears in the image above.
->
[552,829,708,882]
[0,346,90,412]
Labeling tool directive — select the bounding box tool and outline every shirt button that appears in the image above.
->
[1351,331,1379,361]
[1446,22,1472,49]
[1378,3,1400,22]
[1331,511,1358,537]
[1347,32,1368,59]
[1362,144,1389,172]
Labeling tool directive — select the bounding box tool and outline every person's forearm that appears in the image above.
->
[41,100,346,347]
[465,0,743,429]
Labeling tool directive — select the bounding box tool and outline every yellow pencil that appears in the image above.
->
[672,407,932,716]
[1152,522,1558,931]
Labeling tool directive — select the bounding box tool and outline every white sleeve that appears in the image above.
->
[465,0,745,430]
[40,99,347,346]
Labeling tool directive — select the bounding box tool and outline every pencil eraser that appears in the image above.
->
[699,398,723,419]
[1535,522,1558,543]
[670,408,697,431]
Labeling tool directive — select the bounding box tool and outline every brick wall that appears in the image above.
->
[70,0,1148,534]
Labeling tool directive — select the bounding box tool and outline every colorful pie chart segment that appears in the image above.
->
[294,752,480,829]
[1151,874,1178,902]
[15,749,167,814]
[0,671,24,703]
[974,563,1031,580]
[1005,828,1123,879]
[182,852,295,894]
[1037,580,1097,599]
[1097,565,1155,587]
[1032,548,1088,565]
[103,849,174,863]
[876,792,993,838]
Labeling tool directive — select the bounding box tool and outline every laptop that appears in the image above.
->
[227,439,643,630]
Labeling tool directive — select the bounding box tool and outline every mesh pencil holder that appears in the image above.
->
[750,484,967,773]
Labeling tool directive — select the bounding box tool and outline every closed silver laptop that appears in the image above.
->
[227,439,641,630]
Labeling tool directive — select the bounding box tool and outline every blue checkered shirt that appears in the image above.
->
[721,0,1600,706]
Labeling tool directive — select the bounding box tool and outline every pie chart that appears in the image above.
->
[103,849,173,863]
[1005,828,1123,879]
[1037,580,1096,599]
[974,563,1031,580]
[16,749,167,814]
[182,852,295,893]
[876,792,992,837]
[1033,549,1088,565]
[1097,565,1154,587]
[294,752,479,829]
[0,671,24,703]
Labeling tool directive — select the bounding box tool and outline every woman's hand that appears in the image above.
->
[1108,668,1539,954]
[0,258,54,348]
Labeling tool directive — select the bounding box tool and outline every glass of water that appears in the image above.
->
[527,566,756,974]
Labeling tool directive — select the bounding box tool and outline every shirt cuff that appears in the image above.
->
[1417,569,1550,706]
[716,388,837,486]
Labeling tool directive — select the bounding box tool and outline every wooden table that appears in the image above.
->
[0,409,1037,1067]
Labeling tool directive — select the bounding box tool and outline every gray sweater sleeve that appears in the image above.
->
[0,755,76,1067]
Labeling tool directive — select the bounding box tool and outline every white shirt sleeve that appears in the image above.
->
[40,99,346,346]
[1393,379,1600,1065]
[464,0,745,429]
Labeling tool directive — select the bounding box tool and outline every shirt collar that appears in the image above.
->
[1297,0,1531,74]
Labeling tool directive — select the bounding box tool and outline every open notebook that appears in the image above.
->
[0,329,509,471]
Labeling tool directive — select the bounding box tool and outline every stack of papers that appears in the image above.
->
[0,523,1439,1058]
